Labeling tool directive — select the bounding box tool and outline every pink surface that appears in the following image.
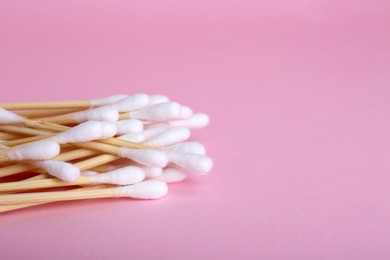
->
[1,0,390,259]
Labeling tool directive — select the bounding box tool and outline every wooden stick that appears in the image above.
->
[0,176,98,192]
[0,185,109,213]
[14,108,83,118]
[0,132,23,140]
[0,125,55,136]
[0,186,120,204]
[0,100,91,110]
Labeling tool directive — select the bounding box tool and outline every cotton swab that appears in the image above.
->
[0,93,213,213]
[166,152,213,174]
[143,127,190,147]
[177,106,194,119]
[0,166,145,192]
[32,94,149,123]
[0,140,60,163]
[121,102,182,121]
[36,106,119,124]
[162,142,206,155]
[0,180,168,204]
[114,119,144,135]
[52,121,117,144]
[109,93,150,112]
[32,160,80,182]
[152,167,187,183]
[148,95,169,106]
[169,113,210,128]
[0,94,128,110]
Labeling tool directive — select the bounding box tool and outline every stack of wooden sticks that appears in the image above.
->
[0,94,212,213]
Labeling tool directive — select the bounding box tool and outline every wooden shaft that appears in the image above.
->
[14,108,83,118]
[0,132,23,140]
[2,135,48,147]
[35,114,75,124]
[0,185,108,213]
[74,141,119,155]
[0,176,92,192]
[0,186,117,204]
[0,125,54,136]
[119,112,130,120]
[74,154,119,170]
[0,100,91,110]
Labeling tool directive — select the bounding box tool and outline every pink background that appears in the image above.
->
[1,0,390,259]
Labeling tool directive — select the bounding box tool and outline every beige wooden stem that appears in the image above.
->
[0,186,118,204]
[14,108,83,118]
[0,185,109,213]
[0,100,91,110]
[0,176,95,192]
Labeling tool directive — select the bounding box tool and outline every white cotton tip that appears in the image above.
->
[117,148,168,167]
[140,166,163,178]
[110,94,150,112]
[153,168,187,183]
[142,125,169,140]
[130,102,181,122]
[85,166,145,185]
[163,142,206,155]
[177,106,193,119]
[34,160,80,182]
[72,106,119,123]
[114,119,144,134]
[7,140,60,161]
[118,132,145,143]
[0,108,23,124]
[148,95,170,106]
[169,113,210,129]
[144,127,190,147]
[167,152,213,174]
[115,180,168,199]
[90,94,128,107]
[53,121,117,144]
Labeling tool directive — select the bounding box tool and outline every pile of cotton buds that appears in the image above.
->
[0,94,212,212]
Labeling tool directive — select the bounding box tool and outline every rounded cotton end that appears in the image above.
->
[7,140,60,161]
[72,107,119,123]
[177,106,193,119]
[148,95,170,106]
[87,166,145,185]
[115,180,168,199]
[144,127,190,147]
[118,148,168,167]
[0,108,23,124]
[110,94,150,112]
[163,142,206,155]
[169,113,210,129]
[53,121,117,143]
[141,166,163,178]
[114,119,144,135]
[130,102,181,122]
[154,168,187,183]
[167,152,213,174]
[35,160,80,182]
[90,94,128,107]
